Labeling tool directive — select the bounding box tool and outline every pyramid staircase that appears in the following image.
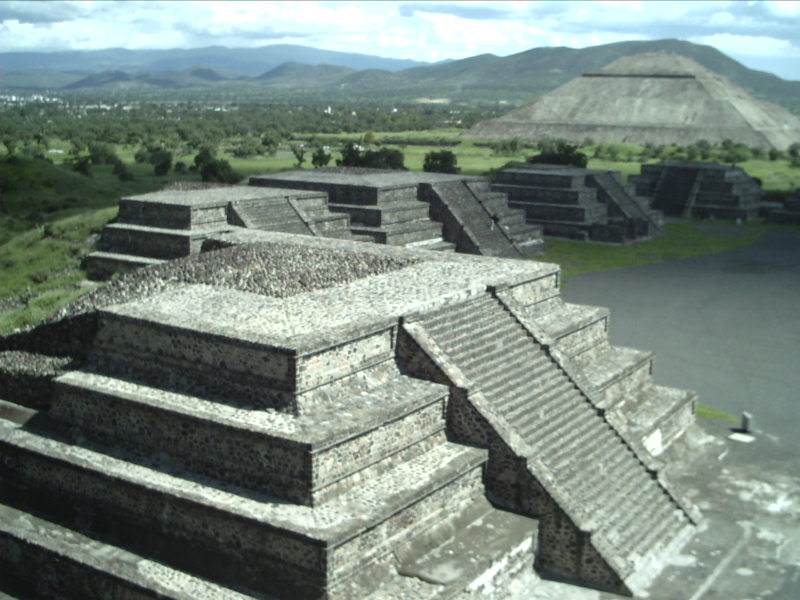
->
[326,193,452,250]
[0,284,536,600]
[228,194,351,238]
[399,287,700,594]
[464,180,544,250]
[421,181,537,258]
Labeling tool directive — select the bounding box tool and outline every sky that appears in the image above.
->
[1,0,799,80]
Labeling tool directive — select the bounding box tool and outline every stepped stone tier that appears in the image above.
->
[250,167,543,257]
[467,52,800,150]
[629,161,762,220]
[83,184,352,279]
[766,188,800,225]
[492,164,663,242]
[0,233,701,599]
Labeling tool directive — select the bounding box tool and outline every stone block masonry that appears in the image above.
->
[1,231,700,598]
[493,164,662,243]
[630,161,762,220]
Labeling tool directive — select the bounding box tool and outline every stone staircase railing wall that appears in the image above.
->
[397,285,700,595]
[419,181,522,257]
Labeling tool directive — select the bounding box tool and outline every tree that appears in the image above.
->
[362,130,377,146]
[149,149,173,176]
[337,141,363,166]
[423,150,460,174]
[193,146,216,171]
[312,147,332,168]
[88,142,119,165]
[291,144,306,168]
[231,137,264,158]
[337,141,406,170]
[527,139,588,168]
[112,158,133,181]
[201,158,242,184]
[2,137,18,156]
[71,156,92,177]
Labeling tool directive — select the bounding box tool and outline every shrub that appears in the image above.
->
[200,158,242,184]
[528,139,588,168]
[423,150,460,173]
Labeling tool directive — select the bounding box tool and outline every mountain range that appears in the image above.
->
[1,40,798,114]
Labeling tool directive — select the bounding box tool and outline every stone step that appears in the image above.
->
[329,201,429,227]
[501,370,567,422]
[542,407,603,464]
[518,391,586,442]
[494,367,562,418]
[82,251,165,280]
[350,220,443,246]
[0,420,487,599]
[307,213,351,236]
[427,307,511,352]
[623,385,697,457]
[396,496,536,593]
[613,486,676,552]
[467,346,547,397]
[576,444,648,516]
[421,297,498,340]
[117,194,229,231]
[444,322,529,372]
[464,180,491,195]
[627,503,686,561]
[90,285,398,410]
[100,223,209,259]
[404,238,456,252]
[48,370,449,506]
[430,183,518,257]
[566,436,634,505]
[549,417,620,473]
[523,300,609,356]
[0,351,74,411]
[454,340,529,385]
[583,346,654,409]
[0,503,256,600]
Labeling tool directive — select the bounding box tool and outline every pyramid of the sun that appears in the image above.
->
[467,52,800,150]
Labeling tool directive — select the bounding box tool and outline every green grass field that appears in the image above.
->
[533,221,779,279]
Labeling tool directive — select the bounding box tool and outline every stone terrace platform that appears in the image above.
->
[84,185,351,279]
[1,233,698,599]
[250,167,543,257]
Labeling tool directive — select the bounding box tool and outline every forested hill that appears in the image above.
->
[2,39,798,114]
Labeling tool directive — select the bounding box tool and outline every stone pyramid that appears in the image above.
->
[0,234,700,598]
[467,52,800,150]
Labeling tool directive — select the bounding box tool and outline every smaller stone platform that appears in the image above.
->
[630,161,762,220]
[250,167,543,257]
[493,164,662,242]
[84,186,351,279]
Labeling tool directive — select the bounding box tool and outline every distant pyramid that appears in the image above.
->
[467,52,800,150]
